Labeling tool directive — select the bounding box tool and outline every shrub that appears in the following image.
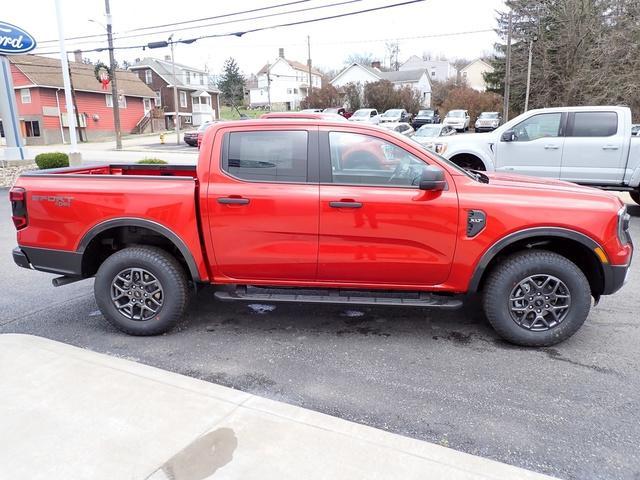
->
[35,152,69,169]
[137,158,168,164]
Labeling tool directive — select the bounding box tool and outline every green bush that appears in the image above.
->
[137,158,168,164]
[35,152,69,169]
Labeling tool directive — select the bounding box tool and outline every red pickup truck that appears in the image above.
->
[11,120,633,346]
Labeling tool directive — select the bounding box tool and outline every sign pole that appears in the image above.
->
[54,0,82,165]
[0,55,26,163]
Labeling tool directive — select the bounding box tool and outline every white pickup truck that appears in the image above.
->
[439,106,640,204]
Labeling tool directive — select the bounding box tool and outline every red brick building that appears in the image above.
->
[5,55,155,145]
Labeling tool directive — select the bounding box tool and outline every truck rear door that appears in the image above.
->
[205,126,320,281]
[560,110,627,185]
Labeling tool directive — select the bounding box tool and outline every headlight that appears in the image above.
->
[618,206,632,245]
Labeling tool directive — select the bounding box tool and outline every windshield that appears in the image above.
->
[417,110,434,117]
[352,109,370,118]
[479,112,499,119]
[447,111,465,118]
[415,125,441,137]
[382,109,402,117]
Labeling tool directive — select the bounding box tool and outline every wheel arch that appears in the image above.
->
[77,218,201,283]
[447,149,493,171]
[468,227,607,299]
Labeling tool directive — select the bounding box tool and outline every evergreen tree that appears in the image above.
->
[218,57,246,108]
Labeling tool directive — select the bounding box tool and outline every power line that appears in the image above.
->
[33,0,427,56]
[36,0,313,45]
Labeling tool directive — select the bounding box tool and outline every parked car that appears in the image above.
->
[379,109,411,124]
[184,121,212,147]
[412,124,456,153]
[443,110,470,132]
[349,108,380,124]
[437,105,640,203]
[474,112,503,132]
[323,107,352,119]
[379,122,414,136]
[412,109,440,129]
[11,118,632,346]
[260,112,348,122]
[632,124,640,136]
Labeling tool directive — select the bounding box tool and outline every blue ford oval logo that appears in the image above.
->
[0,21,37,54]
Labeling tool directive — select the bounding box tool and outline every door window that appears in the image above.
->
[328,131,428,187]
[569,112,617,137]
[224,130,308,183]
[511,113,562,142]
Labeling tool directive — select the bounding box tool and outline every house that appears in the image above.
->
[129,57,220,128]
[249,48,322,110]
[459,58,495,91]
[330,62,432,107]
[5,54,155,145]
[399,56,457,83]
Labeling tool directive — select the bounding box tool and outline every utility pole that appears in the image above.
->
[266,61,272,111]
[105,0,122,150]
[66,58,84,142]
[524,37,534,112]
[307,35,312,99]
[54,0,81,165]
[169,35,180,144]
[502,10,513,122]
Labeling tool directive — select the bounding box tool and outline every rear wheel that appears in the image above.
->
[94,246,188,336]
[482,250,591,347]
[630,190,640,205]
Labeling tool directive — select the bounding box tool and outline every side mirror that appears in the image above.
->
[419,166,446,191]
[501,129,516,142]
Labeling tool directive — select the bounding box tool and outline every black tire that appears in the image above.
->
[630,190,640,205]
[94,246,189,336]
[482,250,591,347]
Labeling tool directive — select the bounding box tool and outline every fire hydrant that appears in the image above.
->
[159,132,166,144]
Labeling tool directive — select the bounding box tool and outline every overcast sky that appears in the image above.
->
[12,0,506,76]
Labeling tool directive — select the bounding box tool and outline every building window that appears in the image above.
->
[154,90,161,107]
[462,71,468,79]
[431,71,436,77]
[185,71,190,85]
[184,116,192,124]
[287,88,292,94]
[199,73,204,85]
[105,94,126,108]
[293,88,298,94]
[20,88,31,104]
[143,98,152,112]
[179,91,187,108]
[25,120,40,137]
[145,70,152,84]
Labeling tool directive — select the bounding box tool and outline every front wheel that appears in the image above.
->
[482,250,591,347]
[94,246,189,336]
[630,190,640,205]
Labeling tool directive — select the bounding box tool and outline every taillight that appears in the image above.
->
[10,187,28,230]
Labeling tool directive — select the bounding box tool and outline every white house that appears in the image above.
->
[399,55,457,83]
[249,49,322,110]
[330,62,432,107]
[459,59,494,91]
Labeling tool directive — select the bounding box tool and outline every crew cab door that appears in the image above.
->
[495,112,565,178]
[316,129,458,286]
[205,127,319,281]
[560,111,627,185]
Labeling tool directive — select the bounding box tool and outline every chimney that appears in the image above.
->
[73,50,82,63]
[371,61,381,70]
[164,55,171,61]
[278,48,285,59]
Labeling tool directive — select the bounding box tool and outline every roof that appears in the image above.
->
[129,57,219,93]
[9,54,155,98]
[331,63,427,85]
[257,57,322,77]
[460,58,494,72]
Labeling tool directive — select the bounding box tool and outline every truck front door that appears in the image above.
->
[316,129,458,286]
[205,127,319,281]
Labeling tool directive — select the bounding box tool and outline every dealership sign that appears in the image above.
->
[0,21,37,54]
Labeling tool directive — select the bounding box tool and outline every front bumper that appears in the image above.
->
[602,264,630,295]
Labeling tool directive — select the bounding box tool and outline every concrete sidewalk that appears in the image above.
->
[0,334,556,480]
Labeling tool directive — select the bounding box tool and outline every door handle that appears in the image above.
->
[218,197,250,205]
[544,144,559,150]
[602,145,619,150]
[329,201,362,208]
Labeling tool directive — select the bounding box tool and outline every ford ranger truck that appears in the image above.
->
[10,120,633,346]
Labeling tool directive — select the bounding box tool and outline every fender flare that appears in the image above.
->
[77,217,201,282]
[467,227,604,293]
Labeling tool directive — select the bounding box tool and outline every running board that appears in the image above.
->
[214,285,464,309]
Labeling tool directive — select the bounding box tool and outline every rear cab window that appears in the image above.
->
[568,111,618,137]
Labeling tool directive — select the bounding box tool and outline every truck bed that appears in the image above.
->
[21,163,198,178]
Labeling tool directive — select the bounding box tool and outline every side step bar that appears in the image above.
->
[214,285,464,309]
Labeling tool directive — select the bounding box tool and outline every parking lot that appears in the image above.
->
[1,189,639,480]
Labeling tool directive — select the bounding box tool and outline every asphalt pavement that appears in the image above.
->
[1,189,639,480]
